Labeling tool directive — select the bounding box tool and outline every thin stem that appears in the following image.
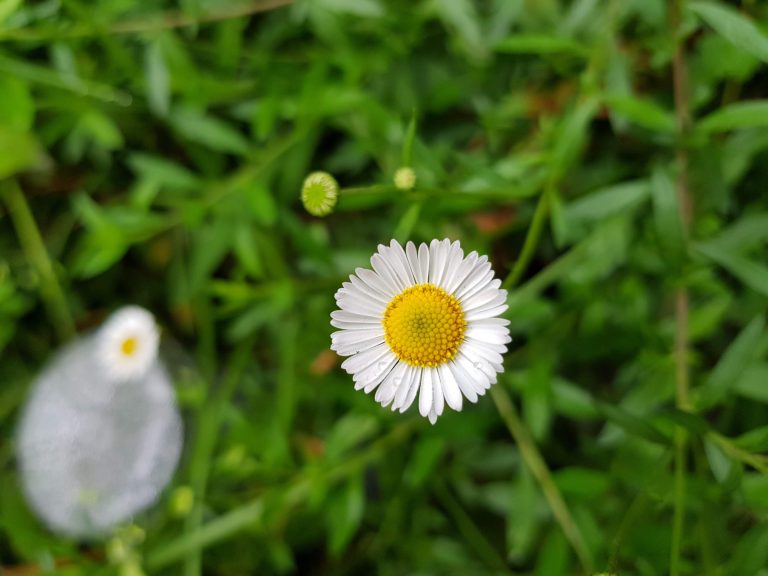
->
[490,386,593,573]
[2,179,75,341]
[502,189,550,290]
[434,481,512,573]
[670,0,692,572]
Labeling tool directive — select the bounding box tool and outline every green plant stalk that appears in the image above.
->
[670,0,692,572]
[502,188,550,290]
[147,420,420,569]
[490,386,593,573]
[182,339,254,576]
[2,179,75,341]
[434,481,511,573]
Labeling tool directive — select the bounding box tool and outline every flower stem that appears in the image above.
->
[670,0,692,571]
[502,188,550,290]
[2,179,75,342]
[490,386,593,573]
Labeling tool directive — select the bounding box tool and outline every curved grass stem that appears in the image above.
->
[2,179,75,342]
[491,386,593,573]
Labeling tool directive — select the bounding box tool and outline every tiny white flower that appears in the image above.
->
[331,239,511,424]
[98,306,160,382]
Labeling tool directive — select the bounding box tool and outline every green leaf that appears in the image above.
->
[650,164,686,264]
[734,425,768,452]
[495,34,589,56]
[0,0,22,24]
[734,364,768,403]
[434,0,486,59]
[128,153,200,190]
[324,413,380,461]
[698,101,768,133]
[696,242,768,298]
[170,106,250,155]
[549,99,599,181]
[145,41,171,117]
[596,401,671,446]
[605,95,676,133]
[327,476,364,556]
[0,75,33,130]
[565,179,650,233]
[0,127,41,178]
[697,316,765,408]
[401,111,417,167]
[689,2,768,62]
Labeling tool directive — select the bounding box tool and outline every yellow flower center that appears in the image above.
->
[120,336,138,357]
[382,284,466,367]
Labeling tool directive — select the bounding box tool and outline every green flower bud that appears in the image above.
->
[301,171,339,217]
[394,167,416,190]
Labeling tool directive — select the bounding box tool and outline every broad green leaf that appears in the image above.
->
[434,0,486,59]
[596,401,671,446]
[0,75,33,130]
[128,153,200,190]
[549,99,599,181]
[170,107,249,155]
[145,41,171,117]
[496,34,589,56]
[404,436,446,488]
[689,2,768,62]
[697,316,765,408]
[734,364,768,403]
[696,242,768,298]
[554,467,610,500]
[565,179,650,229]
[650,165,686,264]
[324,413,380,461]
[605,95,676,133]
[699,101,768,133]
[703,213,768,253]
[704,439,733,483]
[327,476,364,556]
[0,127,41,178]
[734,426,768,452]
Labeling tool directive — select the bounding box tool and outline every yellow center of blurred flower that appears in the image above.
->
[121,337,138,357]
[383,284,466,367]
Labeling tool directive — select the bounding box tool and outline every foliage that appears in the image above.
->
[2,0,768,574]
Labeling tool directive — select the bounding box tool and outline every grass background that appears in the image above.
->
[2,0,768,574]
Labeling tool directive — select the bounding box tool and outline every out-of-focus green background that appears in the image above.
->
[2,0,768,574]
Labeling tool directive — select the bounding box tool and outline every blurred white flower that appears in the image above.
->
[98,306,160,382]
[331,239,511,424]
[16,307,182,539]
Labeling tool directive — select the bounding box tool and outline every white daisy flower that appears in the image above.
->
[98,306,160,382]
[331,239,511,424]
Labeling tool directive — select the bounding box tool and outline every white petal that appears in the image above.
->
[349,275,389,305]
[331,309,379,323]
[375,361,407,406]
[336,292,386,317]
[454,258,491,298]
[444,250,477,294]
[341,342,389,374]
[457,267,494,302]
[372,253,407,293]
[431,367,444,416]
[377,243,411,289]
[356,268,396,299]
[399,367,422,413]
[465,326,511,345]
[461,339,504,369]
[419,367,433,417]
[388,239,416,285]
[448,360,478,403]
[465,303,509,322]
[428,410,438,425]
[437,241,465,291]
[392,364,415,411]
[406,241,424,284]
[462,281,505,311]
[417,243,430,286]
[456,353,492,394]
[438,364,463,411]
[357,354,398,393]
[428,239,449,286]
[465,337,508,355]
[331,329,385,356]
[330,318,382,330]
